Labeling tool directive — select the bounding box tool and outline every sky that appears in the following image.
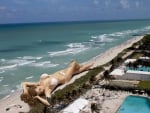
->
[0,0,150,24]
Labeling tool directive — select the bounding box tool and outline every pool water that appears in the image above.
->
[117,95,150,113]
[127,66,150,72]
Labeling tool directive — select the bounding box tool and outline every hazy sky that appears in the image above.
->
[0,0,150,24]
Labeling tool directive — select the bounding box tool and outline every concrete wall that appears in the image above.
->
[117,73,150,81]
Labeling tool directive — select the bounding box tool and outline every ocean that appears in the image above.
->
[0,20,150,99]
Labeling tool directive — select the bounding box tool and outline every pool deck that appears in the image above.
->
[72,87,150,113]
[102,94,126,113]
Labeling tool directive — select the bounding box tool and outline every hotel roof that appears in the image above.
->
[124,59,136,64]
[110,69,125,76]
[62,98,89,113]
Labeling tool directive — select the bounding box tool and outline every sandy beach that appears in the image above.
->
[0,36,143,113]
[0,91,30,113]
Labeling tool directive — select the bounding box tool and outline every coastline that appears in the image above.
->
[90,36,143,67]
[0,36,144,113]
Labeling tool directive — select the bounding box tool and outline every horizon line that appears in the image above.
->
[0,18,150,26]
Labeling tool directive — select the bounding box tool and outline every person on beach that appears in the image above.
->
[21,60,93,106]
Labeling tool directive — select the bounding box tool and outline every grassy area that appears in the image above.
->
[138,81,150,89]
[141,34,150,44]
[109,80,139,88]
[139,34,150,50]
[130,52,144,59]
[118,48,129,57]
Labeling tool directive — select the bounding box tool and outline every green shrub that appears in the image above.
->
[138,81,150,89]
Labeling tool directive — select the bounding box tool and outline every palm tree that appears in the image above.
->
[91,103,99,113]
[103,70,112,85]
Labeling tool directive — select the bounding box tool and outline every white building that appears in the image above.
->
[120,70,150,81]
[61,98,89,113]
[110,58,150,81]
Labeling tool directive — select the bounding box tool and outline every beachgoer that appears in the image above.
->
[21,60,93,106]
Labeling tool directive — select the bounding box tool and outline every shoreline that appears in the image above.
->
[90,36,143,67]
[0,36,144,113]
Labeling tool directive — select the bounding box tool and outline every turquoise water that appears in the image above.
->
[0,20,150,99]
[117,95,150,113]
[127,66,150,72]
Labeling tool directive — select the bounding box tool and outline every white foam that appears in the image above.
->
[90,39,94,42]
[109,26,150,38]
[25,76,33,80]
[8,59,35,65]
[3,85,9,87]
[110,32,125,37]
[33,61,51,66]
[18,60,35,66]
[32,61,59,68]
[66,43,85,48]
[1,57,58,70]
[98,34,114,42]
[0,56,42,71]
[144,26,150,30]
[11,90,15,93]
[91,36,97,39]
[48,47,88,57]
[0,59,6,62]
[90,28,144,44]
[0,79,3,82]
[21,56,42,60]
[91,34,114,44]
[4,59,36,69]
[0,64,17,70]
[91,25,150,43]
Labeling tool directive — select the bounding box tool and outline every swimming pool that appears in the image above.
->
[117,95,150,113]
[127,66,150,72]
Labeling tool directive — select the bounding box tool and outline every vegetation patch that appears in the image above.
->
[109,80,139,88]
[138,81,150,89]
[130,52,144,59]
[139,34,150,50]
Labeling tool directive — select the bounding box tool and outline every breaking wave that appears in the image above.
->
[25,76,34,80]
[66,43,85,48]
[48,43,89,57]
[90,25,150,44]
[31,61,59,68]
[0,64,17,70]
[0,58,36,71]
[18,56,42,60]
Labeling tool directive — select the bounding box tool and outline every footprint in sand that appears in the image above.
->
[6,104,22,111]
